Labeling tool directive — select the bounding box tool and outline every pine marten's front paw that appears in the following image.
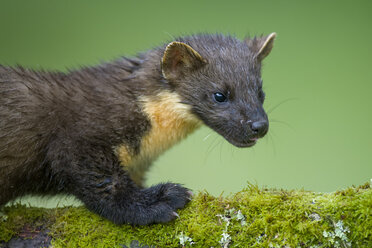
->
[140,183,192,224]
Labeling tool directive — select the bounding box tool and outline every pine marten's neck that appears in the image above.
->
[139,90,201,155]
[116,73,201,185]
[131,50,202,157]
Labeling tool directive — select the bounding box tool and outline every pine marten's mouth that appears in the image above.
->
[225,136,259,148]
[212,127,261,148]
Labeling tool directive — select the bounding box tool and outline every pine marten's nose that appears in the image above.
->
[250,120,269,137]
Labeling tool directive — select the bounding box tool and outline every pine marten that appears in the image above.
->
[0,33,276,225]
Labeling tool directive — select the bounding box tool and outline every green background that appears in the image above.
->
[0,0,371,206]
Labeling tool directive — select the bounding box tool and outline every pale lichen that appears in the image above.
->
[178,231,194,246]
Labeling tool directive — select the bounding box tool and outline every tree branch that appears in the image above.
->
[1,182,371,247]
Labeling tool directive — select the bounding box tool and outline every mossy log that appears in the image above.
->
[0,183,371,248]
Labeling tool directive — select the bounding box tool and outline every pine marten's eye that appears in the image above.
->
[213,92,227,103]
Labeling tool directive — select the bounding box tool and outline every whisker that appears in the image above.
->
[267,97,299,114]
[268,132,277,156]
[203,133,212,141]
[219,139,224,162]
[229,143,235,158]
[270,119,295,130]
[204,134,220,163]
[204,136,222,164]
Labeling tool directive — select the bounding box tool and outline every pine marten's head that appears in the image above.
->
[161,33,276,148]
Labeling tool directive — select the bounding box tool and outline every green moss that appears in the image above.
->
[0,204,55,242]
[1,182,371,247]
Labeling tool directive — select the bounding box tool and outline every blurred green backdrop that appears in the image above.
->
[0,0,371,206]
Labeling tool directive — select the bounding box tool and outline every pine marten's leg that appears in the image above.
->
[47,141,191,225]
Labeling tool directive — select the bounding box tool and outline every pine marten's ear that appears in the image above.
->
[246,32,276,61]
[162,42,207,81]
